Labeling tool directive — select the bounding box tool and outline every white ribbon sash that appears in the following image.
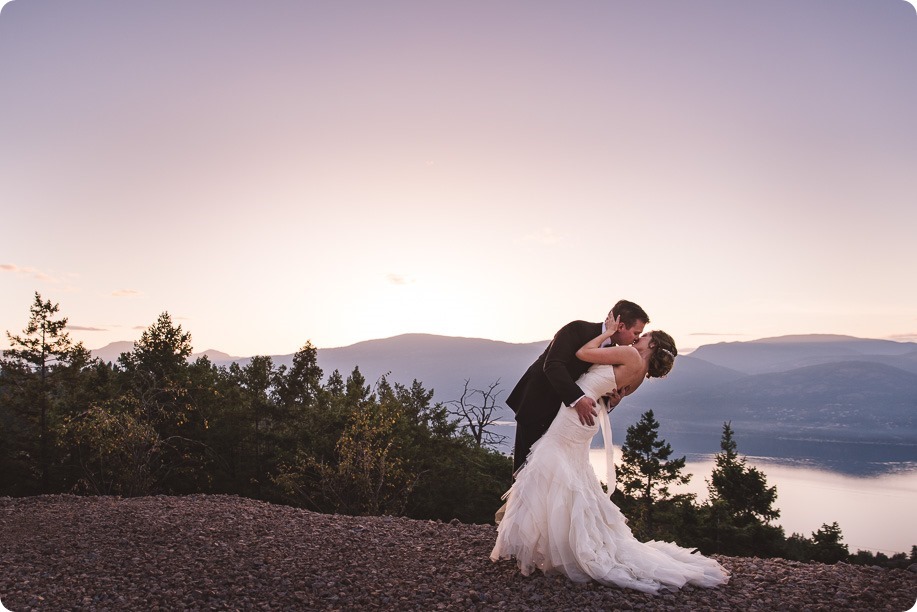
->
[597,403,615,492]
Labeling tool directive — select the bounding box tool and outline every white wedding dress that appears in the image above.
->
[491,364,729,594]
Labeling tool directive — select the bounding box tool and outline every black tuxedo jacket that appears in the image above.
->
[506,320,603,430]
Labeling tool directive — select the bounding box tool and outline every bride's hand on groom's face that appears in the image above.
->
[609,315,621,335]
[606,315,621,335]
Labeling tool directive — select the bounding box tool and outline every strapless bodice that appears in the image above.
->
[576,364,618,402]
[544,364,617,445]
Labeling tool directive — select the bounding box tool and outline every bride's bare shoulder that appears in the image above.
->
[614,347,644,385]
[620,345,641,364]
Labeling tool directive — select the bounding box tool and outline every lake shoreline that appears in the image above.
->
[589,449,917,556]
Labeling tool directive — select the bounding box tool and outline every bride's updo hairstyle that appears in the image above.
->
[647,331,677,378]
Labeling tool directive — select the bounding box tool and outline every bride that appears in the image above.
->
[491,326,729,594]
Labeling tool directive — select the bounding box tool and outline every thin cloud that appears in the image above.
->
[1,263,57,282]
[888,333,917,342]
[387,273,414,285]
[111,289,142,298]
[68,325,107,331]
[519,227,563,246]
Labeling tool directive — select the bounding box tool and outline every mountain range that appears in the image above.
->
[91,334,917,469]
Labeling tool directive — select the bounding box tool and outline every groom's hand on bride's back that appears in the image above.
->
[573,396,598,426]
[602,387,626,412]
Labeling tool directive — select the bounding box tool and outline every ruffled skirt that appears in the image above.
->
[490,423,729,594]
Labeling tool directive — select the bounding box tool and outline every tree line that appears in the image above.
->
[0,293,512,523]
[2,293,913,568]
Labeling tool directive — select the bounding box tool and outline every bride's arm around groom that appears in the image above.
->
[505,300,649,472]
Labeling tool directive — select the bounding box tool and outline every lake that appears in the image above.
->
[589,448,917,556]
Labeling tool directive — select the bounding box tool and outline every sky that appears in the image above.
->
[2,0,916,357]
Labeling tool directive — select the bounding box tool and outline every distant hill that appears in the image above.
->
[689,335,917,374]
[314,333,545,399]
[627,361,917,439]
[633,355,747,395]
[90,333,917,464]
[90,343,243,365]
[89,340,135,364]
[193,349,241,363]
[148,334,548,405]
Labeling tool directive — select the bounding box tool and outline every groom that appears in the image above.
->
[506,300,649,472]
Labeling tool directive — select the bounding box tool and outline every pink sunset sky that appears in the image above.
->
[2,1,916,356]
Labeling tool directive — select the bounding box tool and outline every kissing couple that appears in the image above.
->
[490,300,729,594]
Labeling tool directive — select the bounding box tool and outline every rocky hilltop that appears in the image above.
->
[1,495,914,611]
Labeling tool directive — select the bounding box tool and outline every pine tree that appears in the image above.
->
[118,312,194,431]
[708,421,779,524]
[696,422,785,557]
[1,292,90,491]
[115,312,207,493]
[274,342,324,411]
[810,522,849,564]
[227,355,278,494]
[617,409,690,535]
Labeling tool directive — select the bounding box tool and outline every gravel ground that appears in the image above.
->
[1,494,914,611]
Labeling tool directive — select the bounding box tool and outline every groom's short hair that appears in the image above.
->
[611,300,649,328]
